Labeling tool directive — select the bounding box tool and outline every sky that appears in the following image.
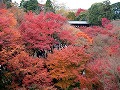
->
[12,0,120,9]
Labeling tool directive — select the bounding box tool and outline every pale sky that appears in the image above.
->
[12,0,120,9]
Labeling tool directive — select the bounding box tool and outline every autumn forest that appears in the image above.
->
[0,0,120,90]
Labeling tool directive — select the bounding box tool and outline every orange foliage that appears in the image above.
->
[0,9,23,89]
[0,9,17,28]
[8,6,25,26]
[76,32,93,44]
[62,24,93,46]
[46,46,99,89]
[0,30,22,64]
[0,9,22,65]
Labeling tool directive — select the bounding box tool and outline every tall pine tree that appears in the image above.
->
[45,0,55,13]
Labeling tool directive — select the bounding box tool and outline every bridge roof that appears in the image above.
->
[68,21,89,24]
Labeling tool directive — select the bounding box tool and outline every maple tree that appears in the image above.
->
[8,5,25,26]
[101,18,110,27]
[88,59,120,90]
[0,9,17,28]
[101,18,113,30]
[19,12,75,56]
[76,32,93,45]
[0,9,22,65]
[0,9,23,89]
[82,19,120,90]
[0,28,22,65]
[62,24,92,46]
[46,46,101,89]
[75,8,86,17]
[9,51,52,89]
[75,8,87,21]
[0,5,120,90]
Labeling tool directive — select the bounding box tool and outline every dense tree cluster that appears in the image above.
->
[19,0,39,13]
[66,0,120,25]
[88,1,113,25]
[19,0,55,13]
[88,0,120,25]
[0,0,120,90]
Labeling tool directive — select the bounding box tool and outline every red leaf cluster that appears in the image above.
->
[9,51,52,88]
[19,12,68,50]
[0,9,22,65]
[88,59,119,90]
[75,8,86,16]
[1,8,120,90]
[101,18,113,30]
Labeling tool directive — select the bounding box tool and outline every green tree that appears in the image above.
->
[2,0,12,8]
[19,0,24,8]
[20,0,39,13]
[112,2,120,20]
[67,12,76,20]
[45,0,55,13]
[88,0,113,25]
[102,0,113,19]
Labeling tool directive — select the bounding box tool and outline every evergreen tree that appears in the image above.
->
[20,0,39,13]
[45,0,55,13]
[112,2,120,20]
[19,0,25,8]
[88,0,113,25]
